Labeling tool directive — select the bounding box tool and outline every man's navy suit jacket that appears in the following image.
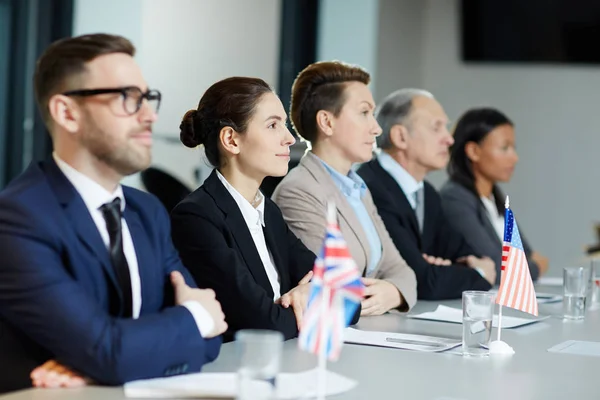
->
[0,159,221,393]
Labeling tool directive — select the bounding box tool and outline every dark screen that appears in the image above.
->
[461,0,600,64]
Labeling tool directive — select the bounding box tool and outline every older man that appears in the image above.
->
[357,89,495,300]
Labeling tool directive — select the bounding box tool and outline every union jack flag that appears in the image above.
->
[496,197,538,316]
[298,203,365,361]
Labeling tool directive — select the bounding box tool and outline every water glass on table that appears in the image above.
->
[563,267,589,320]
[235,329,283,400]
[462,291,495,357]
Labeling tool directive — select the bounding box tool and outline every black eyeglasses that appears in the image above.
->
[62,86,162,115]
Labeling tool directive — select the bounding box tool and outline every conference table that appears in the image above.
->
[2,283,598,400]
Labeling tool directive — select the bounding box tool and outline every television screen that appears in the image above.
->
[461,0,600,64]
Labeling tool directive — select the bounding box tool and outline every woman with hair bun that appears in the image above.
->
[170,77,357,341]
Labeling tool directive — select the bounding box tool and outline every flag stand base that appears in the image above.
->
[489,340,515,355]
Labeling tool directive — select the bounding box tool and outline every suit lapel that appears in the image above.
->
[300,153,370,266]
[204,171,274,298]
[67,203,122,298]
[370,160,421,245]
[43,159,123,312]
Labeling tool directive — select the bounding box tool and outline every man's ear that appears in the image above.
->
[48,94,81,134]
[388,124,410,150]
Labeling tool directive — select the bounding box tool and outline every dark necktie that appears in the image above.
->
[414,187,424,232]
[100,197,133,317]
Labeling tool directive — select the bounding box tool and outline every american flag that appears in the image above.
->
[298,203,365,361]
[496,198,538,316]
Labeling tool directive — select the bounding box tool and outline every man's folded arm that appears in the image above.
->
[0,224,219,385]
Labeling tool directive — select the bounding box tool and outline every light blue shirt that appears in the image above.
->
[377,151,424,209]
[319,158,382,274]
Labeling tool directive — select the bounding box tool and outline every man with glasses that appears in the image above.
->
[0,34,226,393]
[357,89,497,300]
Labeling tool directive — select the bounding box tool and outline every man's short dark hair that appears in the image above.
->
[34,33,135,130]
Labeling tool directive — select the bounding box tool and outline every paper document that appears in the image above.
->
[344,327,461,352]
[548,340,600,357]
[124,368,356,399]
[536,276,563,286]
[408,305,548,328]
[489,289,562,304]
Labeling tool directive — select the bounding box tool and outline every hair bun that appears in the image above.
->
[179,109,201,148]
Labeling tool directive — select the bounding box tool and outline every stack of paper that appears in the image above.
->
[408,305,548,328]
[344,327,461,352]
[124,368,357,399]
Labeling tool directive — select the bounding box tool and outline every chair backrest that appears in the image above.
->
[141,167,192,212]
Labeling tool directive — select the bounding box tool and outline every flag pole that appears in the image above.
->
[317,284,330,400]
[489,195,513,355]
[317,202,336,400]
[497,195,509,342]
[497,304,503,341]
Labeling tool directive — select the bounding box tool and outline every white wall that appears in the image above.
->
[73,0,282,189]
[141,0,281,188]
[73,0,144,50]
[374,0,425,101]
[317,0,379,90]
[375,0,600,271]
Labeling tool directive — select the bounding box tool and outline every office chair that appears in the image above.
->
[141,167,192,212]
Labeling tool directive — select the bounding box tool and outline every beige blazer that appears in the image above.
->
[272,152,417,310]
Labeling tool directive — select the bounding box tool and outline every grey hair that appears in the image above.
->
[375,88,434,149]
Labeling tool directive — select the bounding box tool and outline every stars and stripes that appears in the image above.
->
[496,198,538,316]
[298,203,365,361]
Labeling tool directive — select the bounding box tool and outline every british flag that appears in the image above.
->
[496,197,538,316]
[298,203,365,361]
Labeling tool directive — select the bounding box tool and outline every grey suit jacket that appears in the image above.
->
[439,180,540,283]
[272,152,417,311]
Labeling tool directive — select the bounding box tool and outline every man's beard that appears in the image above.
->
[81,122,152,177]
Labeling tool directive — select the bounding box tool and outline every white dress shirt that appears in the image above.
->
[481,195,505,241]
[53,154,214,336]
[377,151,424,209]
[216,171,281,300]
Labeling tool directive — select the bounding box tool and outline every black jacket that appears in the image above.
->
[171,170,359,341]
[357,159,491,300]
[439,180,540,283]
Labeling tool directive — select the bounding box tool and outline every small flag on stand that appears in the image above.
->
[298,202,365,361]
[496,196,538,316]
[490,196,538,354]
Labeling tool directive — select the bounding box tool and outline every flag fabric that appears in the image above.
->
[496,205,538,316]
[298,203,365,361]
